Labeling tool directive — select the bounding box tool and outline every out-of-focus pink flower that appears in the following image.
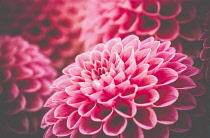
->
[41,35,204,137]
[199,12,210,82]
[0,36,56,135]
[0,0,86,70]
[81,0,202,57]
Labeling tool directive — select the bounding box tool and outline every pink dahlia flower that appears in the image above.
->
[81,0,202,57]
[0,0,86,70]
[41,35,204,138]
[199,12,210,81]
[0,36,56,135]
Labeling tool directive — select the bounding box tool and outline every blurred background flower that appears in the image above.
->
[81,0,204,57]
[0,0,87,71]
[0,36,56,137]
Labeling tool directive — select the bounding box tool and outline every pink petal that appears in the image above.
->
[66,95,87,108]
[52,119,72,137]
[52,75,72,91]
[44,96,60,108]
[75,53,90,69]
[154,106,178,125]
[136,15,160,34]
[124,38,140,51]
[147,58,164,74]
[180,65,198,77]
[121,120,144,138]
[157,41,171,52]
[91,104,113,122]
[131,64,149,81]
[67,110,83,129]
[114,69,126,85]
[170,53,187,62]
[176,3,196,23]
[159,1,181,18]
[79,117,102,135]
[68,67,83,76]
[134,75,158,90]
[106,38,121,52]
[134,89,159,107]
[0,69,11,83]
[121,35,139,46]
[0,81,19,102]
[173,91,196,110]
[90,51,102,63]
[25,94,44,112]
[154,68,178,86]
[171,75,196,89]
[189,81,206,96]
[44,126,57,138]
[97,94,119,108]
[180,21,201,41]
[1,94,26,114]
[155,51,175,63]
[78,102,96,117]
[111,42,123,54]
[165,62,187,74]
[54,104,75,118]
[169,111,192,133]
[133,108,157,130]
[17,79,41,93]
[143,124,169,138]
[119,85,138,100]
[135,49,151,64]
[154,85,178,107]
[70,129,92,138]
[11,66,33,80]
[115,99,137,118]
[142,0,160,15]
[41,108,58,127]
[103,115,127,136]
[93,43,106,52]
[93,130,118,138]
[120,46,135,63]
[51,91,69,103]
[156,19,179,41]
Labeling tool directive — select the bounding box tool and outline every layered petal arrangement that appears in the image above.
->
[0,36,56,135]
[199,12,210,82]
[41,35,204,137]
[0,0,86,70]
[81,0,202,58]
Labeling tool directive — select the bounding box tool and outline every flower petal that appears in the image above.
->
[52,119,72,137]
[171,75,196,89]
[173,91,197,110]
[133,108,157,130]
[169,111,192,133]
[154,106,178,125]
[103,115,127,136]
[154,68,178,86]
[115,99,137,118]
[79,117,102,135]
[154,85,178,107]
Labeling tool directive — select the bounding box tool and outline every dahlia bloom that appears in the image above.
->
[0,0,86,69]
[199,12,210,81]
[0,36,56,135]
[41,35,204,137]
[81,0,202,57]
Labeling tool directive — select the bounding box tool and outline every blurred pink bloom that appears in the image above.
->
[0,0,86,70]
[41,35,204,138]
[0,36,56,135]
[81,0,202,55]
[199,12,210,82]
